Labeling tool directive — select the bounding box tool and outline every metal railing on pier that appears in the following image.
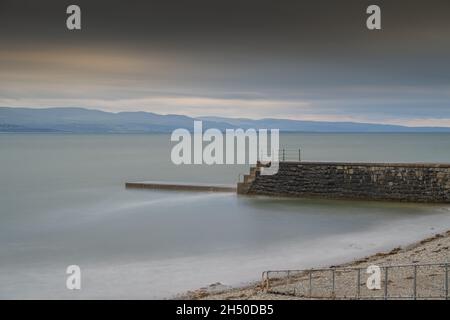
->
[237,147,301,182]
[277,148,302,162]
[262,262,449,300]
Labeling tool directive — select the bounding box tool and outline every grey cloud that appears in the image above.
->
[0,0,449,125]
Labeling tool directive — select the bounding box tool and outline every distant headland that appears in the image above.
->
[2,107,450,133]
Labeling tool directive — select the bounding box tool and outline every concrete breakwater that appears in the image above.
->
[238,162,450,203]
[126,181,236,192]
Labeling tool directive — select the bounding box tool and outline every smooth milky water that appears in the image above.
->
[1,133,450,299]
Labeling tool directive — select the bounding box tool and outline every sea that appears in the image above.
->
[1,133,450,298]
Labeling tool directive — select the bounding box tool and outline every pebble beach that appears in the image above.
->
[182,230,450,300]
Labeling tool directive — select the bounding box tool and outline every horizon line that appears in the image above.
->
[2,105,450,129]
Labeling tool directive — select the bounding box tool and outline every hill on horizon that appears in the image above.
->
[1,107,450,133]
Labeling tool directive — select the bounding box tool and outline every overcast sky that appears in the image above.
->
[1,0,450,126]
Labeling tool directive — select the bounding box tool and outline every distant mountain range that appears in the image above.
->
[1,107,450,133]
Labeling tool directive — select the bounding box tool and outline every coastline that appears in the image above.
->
[180,230,450,300]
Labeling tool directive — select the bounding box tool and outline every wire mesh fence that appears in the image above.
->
[262,262,449,300]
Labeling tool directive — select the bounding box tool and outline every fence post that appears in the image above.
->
[282,148,285,161]
[286,270,290,286]
[309,271,313,298]
[445,264,448,300]
[413,265,417,300]
[298,149,301,161]
[265,271,270,292]
[332,268,335,298]
[357,268,361,299]
[384,267,389,300]
[261,271,265,290]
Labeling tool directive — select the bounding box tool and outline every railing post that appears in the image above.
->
[357,268,361,299]
[445,263,448,300]
[384,267,389,300]
[282,148,285,161]
[309,271,313,298]
[298,149,301,161]
[332,268,335,298]
[413,265,417,300]
[262,271,270,292]
[261,271,265,290]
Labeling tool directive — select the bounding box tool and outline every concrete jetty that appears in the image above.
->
[125,181,236,192]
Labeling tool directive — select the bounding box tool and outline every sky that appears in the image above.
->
[1,0,450,126]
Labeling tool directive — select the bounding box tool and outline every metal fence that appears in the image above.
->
[277,148,301,161]
[262,262,449,300]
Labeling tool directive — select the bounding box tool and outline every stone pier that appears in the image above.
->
[238,162,450,203]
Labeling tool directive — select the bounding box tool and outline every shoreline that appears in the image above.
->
[180,230,450,300]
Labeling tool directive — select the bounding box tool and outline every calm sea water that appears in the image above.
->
[1,133,450,299]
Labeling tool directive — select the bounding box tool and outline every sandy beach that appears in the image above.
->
[181,230,450,300]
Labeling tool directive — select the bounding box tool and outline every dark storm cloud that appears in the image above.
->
[2,1,449,53]
[1,0,450,125]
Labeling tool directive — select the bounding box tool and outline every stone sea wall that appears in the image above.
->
[246,162,450,202]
